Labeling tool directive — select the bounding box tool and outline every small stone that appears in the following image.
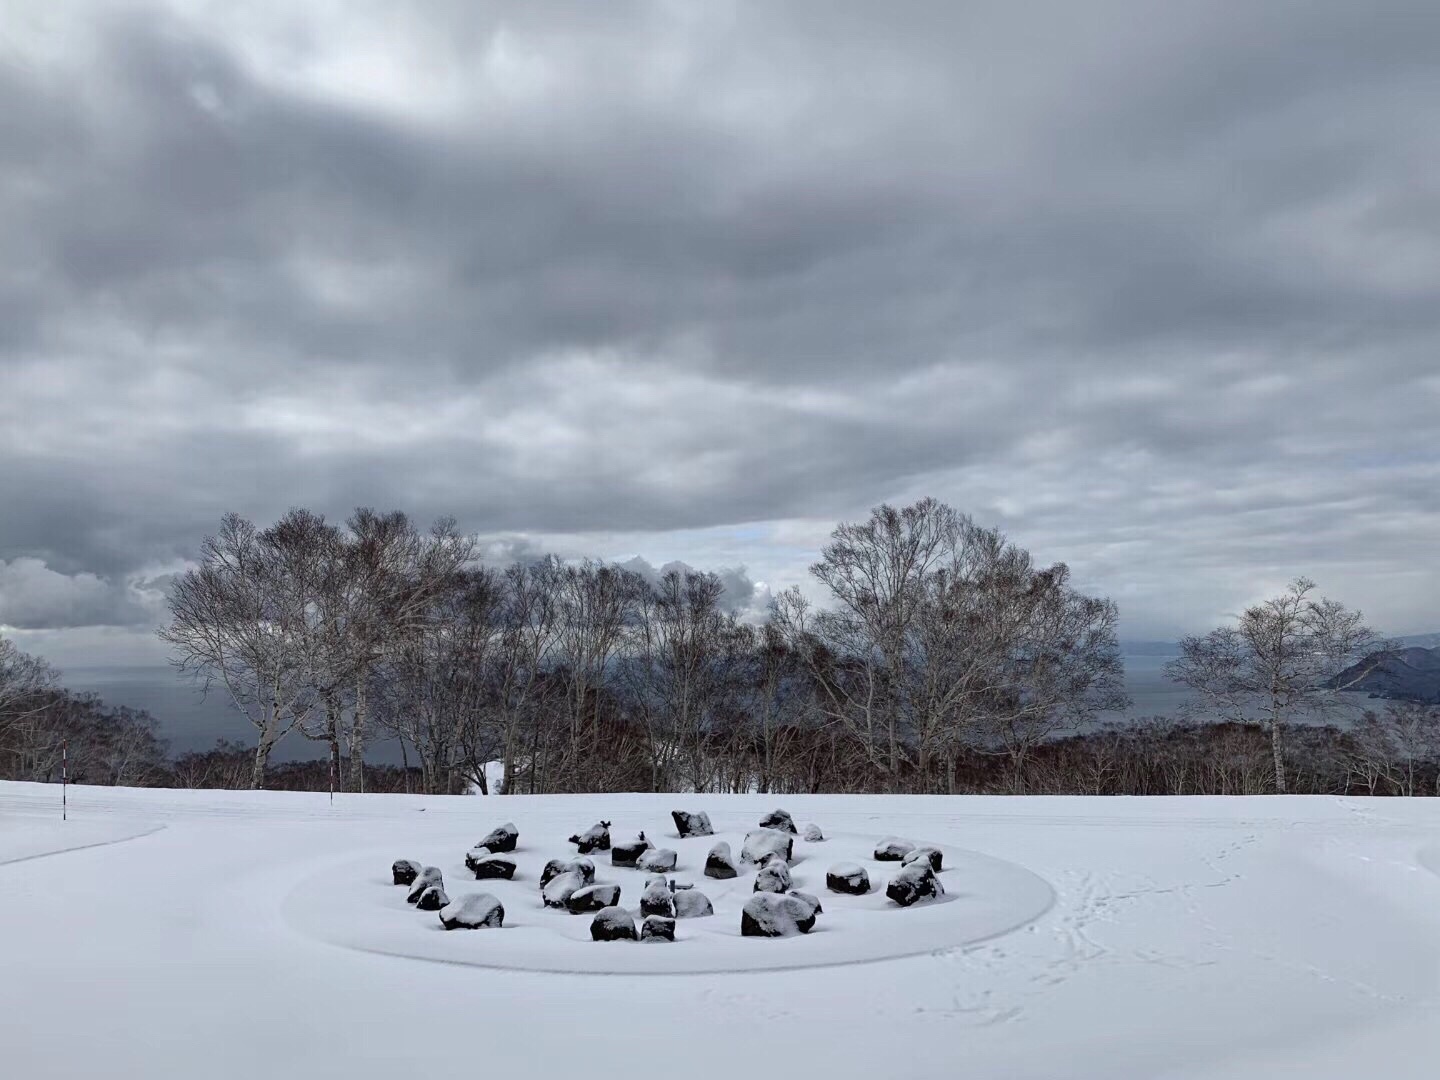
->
[392,859,422,886]
[611,832,653,868]
[758,809,798,834]
[825,862,870,895]
[873,836,917,862]
[670,810,714,838]
[566,883,621,914]
[705,842,738,880]
[641,915,676,942]
[439,893,504,929]
[901,846,943,872]
[413,884,450,911]
[477,823,519,853]
[741,829,793,864]
[886,862,945,907]
[802,823,824,842]
[590,906,637,941]
[569,821,612,854]
[636,848,678,874]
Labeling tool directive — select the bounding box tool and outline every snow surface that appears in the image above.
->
[2,783,1439,1079]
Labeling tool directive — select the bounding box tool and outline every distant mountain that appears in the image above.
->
[1335,647,1440,705]
[1396,632,1440,650]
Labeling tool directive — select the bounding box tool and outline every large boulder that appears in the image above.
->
[636,848,678,874]
[670,810,714,838]
[569,821,612,854]
[802,823,824,842]
[477,823,519,854]
[392,859,423,886]
[886,862,945,907]
[540,857,596,889]
[468,853,516,880]
[439,893,504,930]
[753,858,793,894]
[406,867,443,903]
[541,869,589,909]
[704,842,738,880]
[640,876,676,918]
[825,862,870,895]
[641,915,676,942]
[741,829,793,865]
[566,883,621,914]
[901,846,943,872]
[611,832,653,868]
[873,836,917,862]
[590,906,638,942]
[740,892,821,937]
[413,884,450,911]
[758,809,798,834]
[672,888,714,919]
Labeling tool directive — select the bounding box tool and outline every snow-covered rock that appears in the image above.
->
[640,876,676,918]
[741,828,794,864]
[406,867,443,903]
[886,862,944,907]
[673,888,713,919]
[611,832,653,868]
[439,893,504,930]
[753,858,793,894]
[636,848,677,874]
[740,891,821,937]
[540,857,595,888]
[758,809,798,834]
[704,841,738,879]
[641,915,675,942]
[391,859,422,886]
[874,836,916,861]
[413,884,450,911]
[590,906,637,941]
[467,852,516,880]
[568,821,611,854]
[802,823,824,842]
[825,862,870,895]
[541,869,588,909]
[477,823,519,853]
[901,846,943,872]
[565,883,621,914]
[670,810,713,838]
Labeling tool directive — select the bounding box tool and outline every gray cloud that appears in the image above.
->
[2,0,1438,648]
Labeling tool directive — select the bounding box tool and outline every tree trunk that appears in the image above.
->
[251,736,273,790]
[1270,718,1288,794]
[349,676,368,793]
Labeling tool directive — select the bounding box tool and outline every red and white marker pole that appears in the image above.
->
[62,738,68,821]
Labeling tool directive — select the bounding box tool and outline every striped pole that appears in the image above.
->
[62,738,68,821]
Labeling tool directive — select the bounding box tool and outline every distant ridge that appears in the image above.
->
[1336,646,1440,705]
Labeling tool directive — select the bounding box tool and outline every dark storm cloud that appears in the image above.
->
[2,0,1439,641]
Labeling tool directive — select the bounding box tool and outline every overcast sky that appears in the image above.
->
[3,0,1439,669]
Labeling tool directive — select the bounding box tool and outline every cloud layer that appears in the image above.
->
[3,0,1438,650]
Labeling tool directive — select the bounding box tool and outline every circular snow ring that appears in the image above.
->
[282,827,1054,975]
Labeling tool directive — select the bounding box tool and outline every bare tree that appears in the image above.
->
[1166,578,1383,794]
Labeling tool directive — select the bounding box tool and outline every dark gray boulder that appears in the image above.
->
[439,893,504,929]
[802,823,824,842]
[636,848,678,874]
[590,906,638,941]
[886,862,945,907]
[825,862,870,895]
[569,821,612,854]
[640,876,676,918]
[673,889,714,918]
[406,866,443,903]
[641,915,676,942]
[873,836,916,861]
[413,884,450,911]
[705,841,738,880]
[468,852,517,880]
[541,869,588,909]
[670,810,714,838]
[565,883,621,914]
[753,859,793,894]
[901,846,943,872]
[611,832,654,868]
[758,809,798,834]
[392,859,423,886]
[741,829,793,864]
[477,822,519,853]
[740,892,821,937]
[540,857,596,889]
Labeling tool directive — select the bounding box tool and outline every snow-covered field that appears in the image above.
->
[2,783,1438,1079]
